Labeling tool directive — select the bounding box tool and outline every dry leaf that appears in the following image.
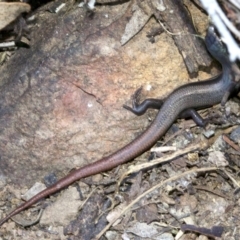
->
[0,2,31,30]
[121,3,151,45]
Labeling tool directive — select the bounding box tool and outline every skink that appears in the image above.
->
[0,27,236,226]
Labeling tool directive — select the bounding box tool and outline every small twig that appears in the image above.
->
[222,134,240,152]
[78,187,100,211]
[222,169,240,189]
[194,185,232,200]
[94,166,219,239]
[117,141,208,190]
[157,19,202,40]
[0,41,16,48]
